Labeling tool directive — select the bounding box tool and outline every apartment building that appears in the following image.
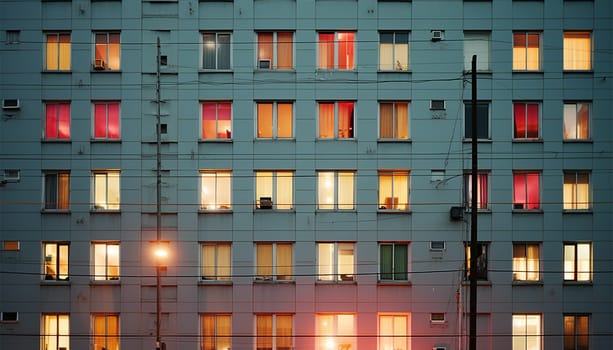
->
[0,0,612,349]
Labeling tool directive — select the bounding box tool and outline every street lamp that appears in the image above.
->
[154,243,167,350]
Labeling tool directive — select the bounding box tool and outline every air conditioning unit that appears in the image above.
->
[2,99,20,110]
[431,30,443,41]
[450,206,464,220]
[433,347,447,350]
[93,59,106,70]
[430,241,446,252]
[259,197,273,209]
[258,59,271,69]
[0,312,18,322]
[1,169,20,184]
[430,99,446,110]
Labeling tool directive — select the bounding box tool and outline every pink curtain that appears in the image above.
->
[46,104,57,138]
[338,102,354,138]
[319,103,334,138]
[107,103,120,139]
[318,33,334,69]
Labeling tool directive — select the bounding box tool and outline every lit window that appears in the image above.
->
[201,102,232,140]
[318,102,354,139]
[44,171,70,210]
[379,243,408,281]
[43,243,69,281]
[513,102,540,139]
[201,243,231,281]
[202,32,231,70]
[465,242,488,281]
[255,171,293,210]
[513,243,540,281]
[201,314,232,350]
[45,33,70,71]
[318,32,355,70]
[512,314,542,350]
[379,31,409,71]
[379,314,409,350]
[257,32,293,70]
[464,173,489,210]
[93,242,120,281]
[93,171,120,210]
[317,242,354,282]
[563,103,590,140]
[42,314,70,350]
[513,172,540,210]
[257,102,293,139]
[94,32,120,71]
[464,31,490,71]
[563,171,591,210]
[200,171,232,210]
[317,171,355,210]
[564,315,589,350]
[256,243,293,281]
[256,314,293,350]
[564,31,591,71]
[44,102,70,140]
[93,102,120,140]
[379,102,409,139]
[513,32,541,71]
[464,101,489,140]
[316,314,355,350]
[93,314,119,350]
[378,171,409,210]
[564,243,591,282]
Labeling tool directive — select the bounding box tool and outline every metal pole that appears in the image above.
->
[155,36,162,350]
[469,55,478,350]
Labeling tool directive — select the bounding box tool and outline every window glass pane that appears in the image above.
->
[318,243,334,280]
[203,33,216,69]
[202,245,216,279]
[395,102,409,139]
[338,172,354,210]
[276,171,293,210]
[58,103,70,139]
[217,172,231,209]
[338,102,354,138]
[107,172,120,209]
[276,244,292,280]
[218,34,231,69]
[257,103,273,138]
[577,243,590,281]
[379,103,393,138]
[318,33,334,69]
[46,104,58,138]
[201,103,216,139]
[465,32,489,71]
[380,244,393,280]
[379,33,394,70]
[277,103,293,138]
[394,172,409,210]
[338,243,354,280]
[526,34,540,70]
[94,104,107,138]
[257,244,273,280]
[564,245,576,280]
[217,244,231,280]
[107,103,120,139]
[379,173,392,209]
[256,172,273,208]
[319,103,334,138]
[337,32,354,70]
[564,32,591,70]
[217,103,232,138]
[277,32,293,69]
[318,172,335,210]
[47,34,59,70]
[276,315,293,349]
[577,103,590,139]
[256,315,273,350]
[394,244,408,280]
[108,33,120,70]
[258,32,273,62]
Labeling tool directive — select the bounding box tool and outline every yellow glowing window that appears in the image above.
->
[46,33,71,71]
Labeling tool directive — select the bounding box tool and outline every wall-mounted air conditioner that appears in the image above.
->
[430,99,446,110]
[258,59,271,69]
[0,312,18,322]
[450,206,464,220]
[2,99,20,110]
[93,59,106,70]
[430,241,446,252]
[1,169,20,184]
[259,197,273,209]
[431,30,443,42]
[430,313,446,323]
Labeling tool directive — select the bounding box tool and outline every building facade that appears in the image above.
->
[0,0,612,349]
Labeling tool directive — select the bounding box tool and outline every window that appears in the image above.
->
[93,242,119,281]
[257,102,293,139]
[564,315,589,350]
[564,243,591,282]
[317,171,355,210]
[201,243,231,281]
[465,242,488,280]
[564,31,591,71]
[93,314,119,350]
[318,32,355,70]
[43,243,69,281]
[255,171,293,210]
[201,102,232,140]
[513,172,540,210]
[316,314,355,350]
[93,171,120,210]
[563,103,590,140]
[44,171,70,210]
[513,243,540,281]
[256,243,293,281]
[94,32,120,71]
[513,32,541,71]
[318,102,354,139]
[564,171,591,210]
[44,101,70,140]
[379,314,409,350]
[201,314,231,350]
[464,101,489,139]
[200,171,232,210]
[464,31,490,71]
[379,31,409,71]
[379,243,408,281]
[45,33,70,71]
[93,101,120,140]
[464,172,489,210]
[42,314,70,350]
[379,102,409,139]
[257,32,293,70]
[202,32,231,70]
[512,314,542,350]
[317,242,354,282]
[378,171,409,210]
[514,102,540,139]
[256,314,293,350]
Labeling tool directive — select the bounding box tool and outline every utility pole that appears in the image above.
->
[155,36,163,350]
[469,55,478,350]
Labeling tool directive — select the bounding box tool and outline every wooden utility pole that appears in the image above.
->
[469,55,478,350]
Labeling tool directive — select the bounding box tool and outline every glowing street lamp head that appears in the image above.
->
[154,248,168,259]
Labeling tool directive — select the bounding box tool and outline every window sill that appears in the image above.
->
[199,139,233,143]
[91,139,122,143]
[316,280,357,285]
[199,69,233,74]
[563,139,593,143]
[90,209,121,214]
[377,281,411,286]
[512,70,544,74]
[41,280,71,285]
[462,139,492,143]
[199,209,233,214]
[254,208,296,213]
[91,69,122,73]
[466,208,492,213]
[461,280,492,286]
[563,70,593,74]
[254,138,296,142]
[512,209,543,214]
[463,70,492,75]
[563,280,593,286]
[41,209,71,214]
[41,139,72,143]
[41,70,72,74]
[512,280,543,286]
[254,279,295,284]
[90,280,121,285]
[376,209,411,214]
[316,138,356,142]
[316,209,357,213]
[377,138,411,143]
[254,68,296,72]
[512,138,543,143]
[562,209,593,214]
[199,280,233,286]
[377,69,411,73]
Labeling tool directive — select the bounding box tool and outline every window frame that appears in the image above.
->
[315,314,356,350]
[317,31,356,70]
[378,170,410,211]
[92,242,120,281]
[201,242,231,282]
[92,170,120,211]
[317,242,355,282]
[563,171,591,211]
[201,314,232,350]
[43,171,70,211]
[43,242,69,281]
[92,314,119,350]
[200,101,233,141]
[256,101,295,139]
[43,101,71,140]
[42,313,70,350]
[199,170,232,211]
[563,102,590,141]
[465,242,488,281]
[92,101,121,140]
[317,170,355,210]
[464,101,490,140]
[513,171,541,211]
[378,314,409,350]
[563,31,592,71]
[256,31,294,70]
[255,242,294,282]
[378,101,409,140]
[201,32,232,70]
[379,31,409,71]
[513,102,541,140]
[255,170,294,210]
[512,243,541,282]
[318,101,355,139]
[378,243,409,282]
[564,242,592,282]
[44,32,71,71]
[464,172,490,210]
[513,31,542,72]
[464,31,491,72]
[512,314,542,350]
[564,314,590,350]
[255,314,294,350]
[93,31,120,71]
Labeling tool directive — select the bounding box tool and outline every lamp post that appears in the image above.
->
[154,245,167,350]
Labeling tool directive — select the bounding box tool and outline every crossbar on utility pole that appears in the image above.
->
[155,36,162,350]
[469,54,478,350]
